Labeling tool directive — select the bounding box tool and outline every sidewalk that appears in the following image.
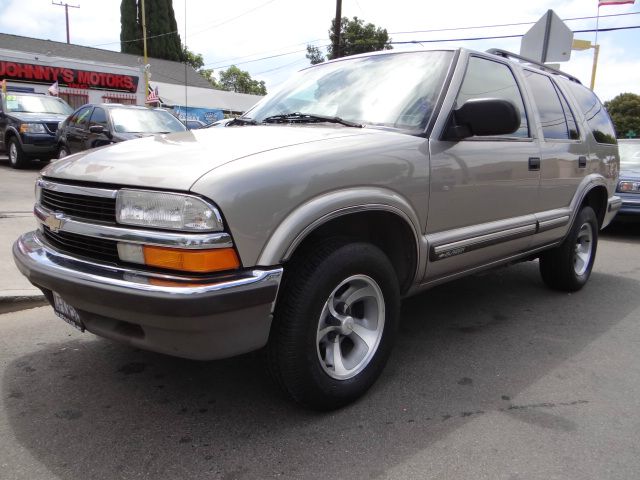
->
[0,213,45,304]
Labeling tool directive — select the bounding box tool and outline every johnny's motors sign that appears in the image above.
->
[0,60,139,93]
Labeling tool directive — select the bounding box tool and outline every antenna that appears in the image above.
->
[184,0,188,121]
[51,1,80,44]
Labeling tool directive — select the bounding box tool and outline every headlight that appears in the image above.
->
[20,123,47,134]
[116,189,224,232]
[618,180,640,193]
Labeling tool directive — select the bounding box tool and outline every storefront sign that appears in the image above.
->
[0,60,139,93]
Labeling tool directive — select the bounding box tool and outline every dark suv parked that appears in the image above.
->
[57,103,186,158]
[0,92,72,168]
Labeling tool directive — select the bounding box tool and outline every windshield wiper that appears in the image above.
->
[261,112,363,128]
[227,117,258,126]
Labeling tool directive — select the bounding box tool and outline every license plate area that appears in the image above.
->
[52,292,85,332]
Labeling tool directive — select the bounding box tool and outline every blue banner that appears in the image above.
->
[172,106,224,124]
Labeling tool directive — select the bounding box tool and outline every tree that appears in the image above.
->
[604,92,640,138]
[218,66,267,95]
[183,45,204,70]
[306,45,325,65]
[327,16,392,60]
[120,0,183,62]
[198,68,220,89]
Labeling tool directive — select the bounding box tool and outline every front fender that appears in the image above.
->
[256,186,422,266]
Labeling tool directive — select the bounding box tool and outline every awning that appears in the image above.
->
[152,82,263,113]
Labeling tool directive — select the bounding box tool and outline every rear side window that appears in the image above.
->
[524,71,579,140]
[566,83,617,144]
[456,56,529,138]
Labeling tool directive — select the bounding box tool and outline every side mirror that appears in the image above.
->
[89,125,112,138]
[445,98,520,140]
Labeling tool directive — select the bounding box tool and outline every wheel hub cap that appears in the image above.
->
[316,274,385,380]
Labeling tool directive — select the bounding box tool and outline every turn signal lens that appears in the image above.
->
[142,246,240,273]
[618,181,639,193]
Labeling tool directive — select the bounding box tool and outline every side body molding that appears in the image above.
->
[256,187,423,278]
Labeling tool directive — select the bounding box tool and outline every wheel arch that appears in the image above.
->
[257,188,422,293]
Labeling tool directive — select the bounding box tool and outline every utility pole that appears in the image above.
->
[333,0,342,59]
[52,1,80,44]
[141,0,149,105]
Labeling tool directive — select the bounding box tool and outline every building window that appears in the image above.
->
[59,89,89,109]
[102,93,138,105]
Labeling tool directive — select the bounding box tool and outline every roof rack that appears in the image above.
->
[486,48,582,84]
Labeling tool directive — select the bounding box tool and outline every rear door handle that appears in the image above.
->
[528,157,540,171]
[578,156,587,168]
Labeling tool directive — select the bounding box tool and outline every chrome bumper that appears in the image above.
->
[13,231,283,360]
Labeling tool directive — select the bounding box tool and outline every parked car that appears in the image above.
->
[57,103,186,158]
[207,118,234,127]
[0,91,72,168]
[616,139,640,218]
[184,119,207,130]
[14,48,621,410]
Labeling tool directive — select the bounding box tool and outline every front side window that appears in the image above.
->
[71,106,92,128]
[455,56,529,138]
[245,51,454,132]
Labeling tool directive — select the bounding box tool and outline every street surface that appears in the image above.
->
[1,159,640,479]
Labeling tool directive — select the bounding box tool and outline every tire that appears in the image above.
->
[58,145,69,159]
[268,240,400,410]
[539,206,598,292]
[8,137,28,169]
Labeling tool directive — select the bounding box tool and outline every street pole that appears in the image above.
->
[51,1,80,44]
[141,0,149,106]
[333,0,342,59]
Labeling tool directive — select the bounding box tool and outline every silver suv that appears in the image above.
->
[13,48,621,409]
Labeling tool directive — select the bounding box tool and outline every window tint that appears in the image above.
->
[71,106,92,128]
[90,107,109,128]
[524,71,578,140]
[555,84,579,140]
[456,56,529,137]
[566,82,617,144]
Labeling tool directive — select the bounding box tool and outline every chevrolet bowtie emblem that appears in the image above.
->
[44,213,65,233]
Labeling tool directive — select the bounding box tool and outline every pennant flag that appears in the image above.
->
[48,81,59,96]
[1,79,6,94]
[146,85,160,104]
[598,0,634,6]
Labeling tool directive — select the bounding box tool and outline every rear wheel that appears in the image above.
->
[539,206,598,292]
[268,240,400,410]
[8,137,27,169]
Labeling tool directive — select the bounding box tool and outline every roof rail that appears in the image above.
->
[486,48,582,84]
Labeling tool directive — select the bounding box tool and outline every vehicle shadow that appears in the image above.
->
[0,157,50,171]
[3,262,639,479]
[602,220,640,242]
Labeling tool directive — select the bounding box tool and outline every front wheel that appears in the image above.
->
[539,206,598,292]
[8,137,27,169]
[268,241,400,410]
[58,145,69,159]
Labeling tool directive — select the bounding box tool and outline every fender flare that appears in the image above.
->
[256,187,423,275]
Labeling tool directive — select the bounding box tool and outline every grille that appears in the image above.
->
[45,123,59,133]
[43,227,119,263]
[41,188,117,223]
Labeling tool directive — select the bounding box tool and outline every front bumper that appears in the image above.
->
[20,133,58,157]
[13,231,283,360]
[617,192,640,217]
[603,195,622,228]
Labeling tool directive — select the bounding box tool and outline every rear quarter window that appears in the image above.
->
[566,83,617,144]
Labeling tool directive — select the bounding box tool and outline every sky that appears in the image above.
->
[0,0,638,101]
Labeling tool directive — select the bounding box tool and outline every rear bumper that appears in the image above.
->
[13,230,283,360]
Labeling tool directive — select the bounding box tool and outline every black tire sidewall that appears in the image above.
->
[273,242,400,408]
[8,137,23,168]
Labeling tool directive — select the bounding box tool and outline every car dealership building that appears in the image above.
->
[0,33,262,118]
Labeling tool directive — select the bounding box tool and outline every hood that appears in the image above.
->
[113,132,155,142]
[620,166,640,180]
[8,112,69,123]
[42,125,377,190]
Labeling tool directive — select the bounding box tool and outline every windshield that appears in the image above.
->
[619,141,640,168]
[110,108,187,134]
[245,51,454,132]
[5,94,72,115]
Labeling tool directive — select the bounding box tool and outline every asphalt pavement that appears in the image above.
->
[1,156,640,479]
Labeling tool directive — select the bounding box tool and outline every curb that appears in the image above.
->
[0,291,47,314]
